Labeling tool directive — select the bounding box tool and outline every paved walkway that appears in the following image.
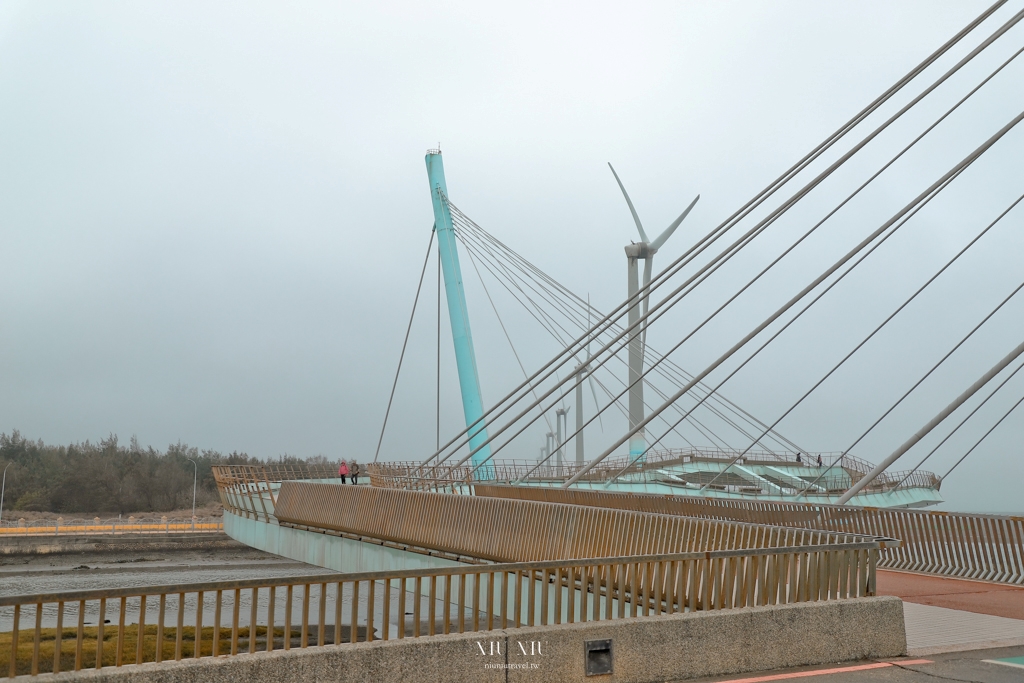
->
[902,602,1024,655]
[694,646,1024,682]
[877,569,1024,620]
[690,571,1024,682]
[876,569,1024,655]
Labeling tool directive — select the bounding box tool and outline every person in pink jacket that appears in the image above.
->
[338,460,349,484]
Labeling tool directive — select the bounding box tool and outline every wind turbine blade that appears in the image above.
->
[650,194,699,251]
[608,163,648,243]
[588,374,605,431]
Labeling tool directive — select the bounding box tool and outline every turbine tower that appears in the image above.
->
[608,163,699,463]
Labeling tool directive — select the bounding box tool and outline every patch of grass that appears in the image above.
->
[0,625,297,676]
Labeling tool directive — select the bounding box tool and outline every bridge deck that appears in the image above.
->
[877,570,1024,656]
[877,569,1024,620]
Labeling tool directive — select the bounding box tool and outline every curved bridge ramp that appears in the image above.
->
[272,481,894,563]
[471,485,1024,585]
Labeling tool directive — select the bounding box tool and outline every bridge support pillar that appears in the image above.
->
[425,150,494,479]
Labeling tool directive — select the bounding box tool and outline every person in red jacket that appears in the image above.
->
[338,460,349,484]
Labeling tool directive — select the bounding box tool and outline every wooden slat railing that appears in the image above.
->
[473,485,1024,585]
[268,481,894,563]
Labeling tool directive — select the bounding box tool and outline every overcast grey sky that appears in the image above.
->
[1,1,1021,512]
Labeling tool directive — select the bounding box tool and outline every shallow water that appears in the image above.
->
[0,547,437,638]
[0,547,337,631]
[0,547,325,595]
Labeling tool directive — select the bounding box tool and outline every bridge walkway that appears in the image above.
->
[875,569,1024,656]
[692,646,1024,683]
[693,571,1024,682]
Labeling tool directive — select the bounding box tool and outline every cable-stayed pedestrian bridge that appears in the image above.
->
[213,465,1024,587]
[5,4,1024,678]
[185,19,1024,675]
[365,0,1024,512]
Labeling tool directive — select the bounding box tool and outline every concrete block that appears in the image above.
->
[44,597,905,682]
[502,596,906,682]
[44,631,505,683]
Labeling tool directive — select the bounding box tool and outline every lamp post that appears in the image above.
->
[186,458,197,527]
[0,462,11,525]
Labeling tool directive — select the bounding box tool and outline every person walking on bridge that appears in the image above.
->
[350,461,360,485]
[338,460,349,484]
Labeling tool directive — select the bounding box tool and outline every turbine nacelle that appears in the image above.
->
[624,243,656,259]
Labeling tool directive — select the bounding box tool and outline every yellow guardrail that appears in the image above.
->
[0,522,223,536]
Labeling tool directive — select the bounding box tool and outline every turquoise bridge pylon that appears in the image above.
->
[425,150,495,480]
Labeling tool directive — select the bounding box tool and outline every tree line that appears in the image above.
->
[0,431,335,515]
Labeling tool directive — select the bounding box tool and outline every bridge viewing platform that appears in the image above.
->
[368,448,945,509]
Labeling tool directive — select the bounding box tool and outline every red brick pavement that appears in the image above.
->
[877,569,1024,620]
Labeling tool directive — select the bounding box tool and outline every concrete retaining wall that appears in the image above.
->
[44,596,906,683]
[0,534,242,556]
[224,512,461,573]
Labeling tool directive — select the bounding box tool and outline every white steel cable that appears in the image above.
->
[691,189,1024,492]
[564,110,1024,487]
[456,229,740,456]
[942,390,1024,479]
[373,228,435,462]
[420,6,1022,472]
[891,356,1024,491]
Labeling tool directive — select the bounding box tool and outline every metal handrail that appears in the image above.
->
[266,481,894,566]
[213,464,338,486]
[0,543,879,677]
[474,485,1024,585]
[365,452,941,495]
[0,542,878,607]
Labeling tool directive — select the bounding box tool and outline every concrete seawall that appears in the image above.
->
[224,511,461,573]
[45,596,906,683]
[0,533,243,556]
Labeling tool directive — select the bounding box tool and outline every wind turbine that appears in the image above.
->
[574,295,604,467]
[608,163,699,463]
